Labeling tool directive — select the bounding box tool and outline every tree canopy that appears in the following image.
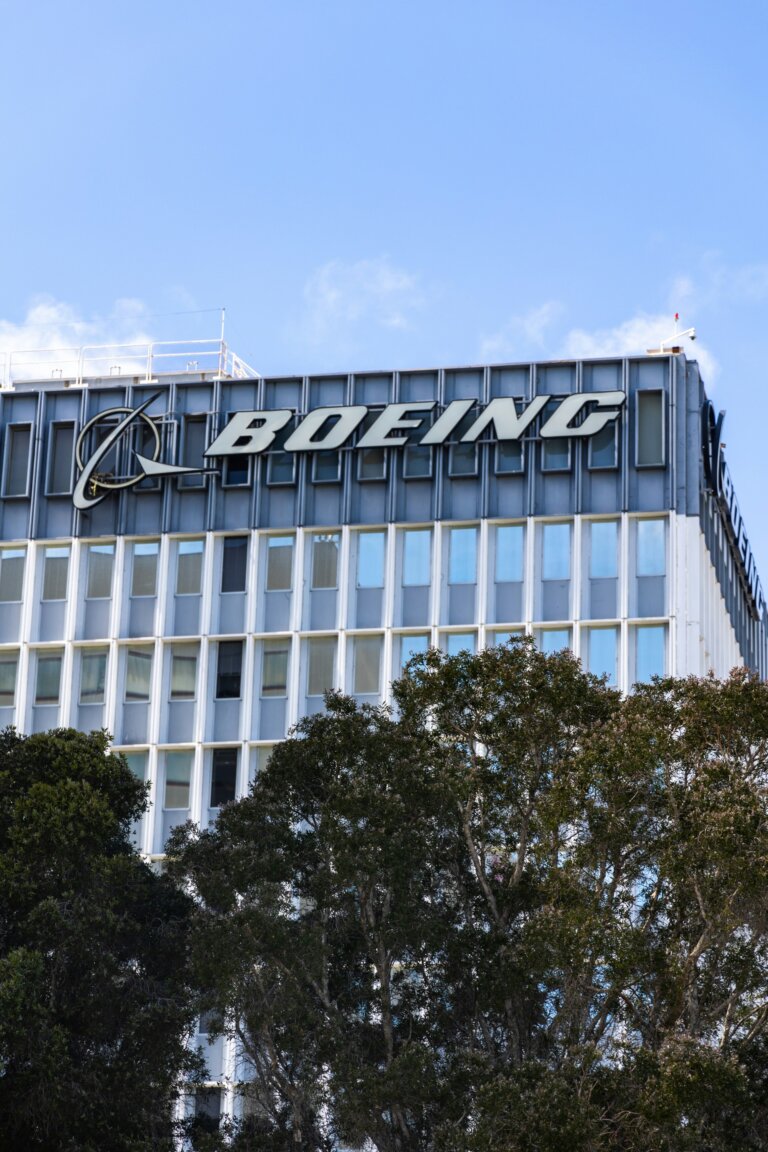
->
[0,727,196,1152]
[169,638,768,1151]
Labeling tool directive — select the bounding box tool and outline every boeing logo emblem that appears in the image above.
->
[74,390,628,511]
[73,396,215,511]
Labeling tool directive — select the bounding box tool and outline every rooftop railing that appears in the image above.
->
[0,339,259,389]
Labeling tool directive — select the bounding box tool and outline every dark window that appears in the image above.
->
[403,444,432,478]
[588,422,618,469]
[4,425,32,496]
[636,391,664,467]
[221,537,248,593]
[35,654,62,704]
[448,442,477,476]
[216,640,243,699]
[194,1089,221,1134]
[262,640,289,696]
[179,416,207,487]
[495,441,524,474]
[0,654,18,706]
[311,450,341,483]
[47,423,76,494]
[0,549,25,601]
[266,452,296,485]
[210,747,238,808]
[357,409,387,480]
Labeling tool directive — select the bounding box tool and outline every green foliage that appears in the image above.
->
[170,641,768,1151]
[0,728,196,1152]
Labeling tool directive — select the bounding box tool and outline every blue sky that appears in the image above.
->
[2,1,768,570]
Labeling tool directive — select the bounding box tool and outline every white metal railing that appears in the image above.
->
[0,339,259,388]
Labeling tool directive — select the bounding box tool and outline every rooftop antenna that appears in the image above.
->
[647,312,696,355]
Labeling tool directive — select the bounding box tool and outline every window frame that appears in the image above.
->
[215,640,243,700]
[45,420,77,495]
[635,390,666,469]
[2,422,34,498]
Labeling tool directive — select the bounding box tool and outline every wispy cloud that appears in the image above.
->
[0,297,156,381]
[295,257,425,357]
[479,302,563,361]
[562,311,717,383]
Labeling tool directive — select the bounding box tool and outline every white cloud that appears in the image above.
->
[298,257,424,352]
[479,302,562,361]
[0,297,156,383]
[562,311,718,383]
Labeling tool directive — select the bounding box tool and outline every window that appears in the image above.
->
[170,647,197,700]
[587,628,618,686]
[176,540,204,596]
[538,629,571,655]
[444,632,476,656]
[448,442,477,476]
[357,532,385,589]
[495,525,523,582]
[541,403,570,472]
[542,523,571,581]
[4,424,32,496]
[636,391,664,467]
[262,639,289,696]
[357,409,387,481]
[42,546,69,601]
[210,748,238,808]
[164,751,192,808]
[222,416,249,486]
[403,529,431,586]
[495,441,524,474]
[400,633,429,667]
[488,629,523,647]
[265,536,293,591]
[0,548,25,602]
[216,640,243,699]
[637,519,666,576]
[80,649,107,704]
[311,535,339,590]
[590,521,618,579]
[124,751,147,782]
[179,416,207,487]
[266,451,296,485]
[353,635,382,694]
[312,451,341,483]
[35,652,62,704]
[403,445,432,478]
[635,625,666,682]
[449,527,477,585]
[193,1088,222,1134]
[131,542,159,597]
[588,422,618,469]
[0,653,18,706]
[222,536,248,593]
[125,648,153,701]
[47,423,76,494]
[86,543,114,599]
[307,637,335,696]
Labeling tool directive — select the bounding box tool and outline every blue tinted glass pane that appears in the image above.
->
[635,626,665,682]
[403,531,431,586]
[589,422,617,467]
[637,520,665,576]
[445,632,475,656]
[590,522,618,579]
[400,633,430,666]
[542,524,570,580]
[496,526,523,582]
[449,528,477,584]
[357,533,385,588]
[539,629,570,654]
[588,628,617,685]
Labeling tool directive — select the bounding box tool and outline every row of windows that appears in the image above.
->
[0,519,666,603]
[8,623,668,712]
[0,391,667,497]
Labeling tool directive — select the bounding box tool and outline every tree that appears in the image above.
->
[0,728,196,1152]
[170,640,768,1151]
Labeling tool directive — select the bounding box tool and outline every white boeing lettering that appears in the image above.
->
[461,397,548,443]
[539,391,626,438]
[204,410,293,457]
[420,400,475,445]
[356,403,436,449]
[284,406,367,452]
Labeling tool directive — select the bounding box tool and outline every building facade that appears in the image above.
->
[0,341,764,1120]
